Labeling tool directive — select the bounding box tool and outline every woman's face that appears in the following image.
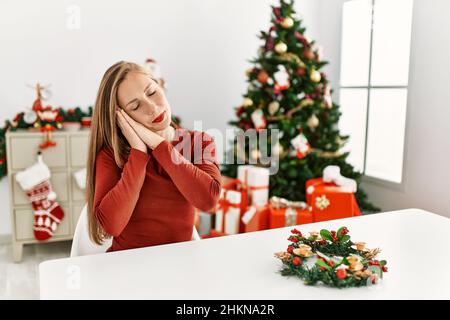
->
[117,71,172,131]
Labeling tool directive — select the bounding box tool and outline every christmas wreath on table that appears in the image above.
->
[274,227,388,288]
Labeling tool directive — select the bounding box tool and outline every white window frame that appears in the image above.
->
[339,0,414,191]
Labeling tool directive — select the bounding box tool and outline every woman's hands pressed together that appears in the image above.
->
[116,108,165,150]
[116,108,147,153]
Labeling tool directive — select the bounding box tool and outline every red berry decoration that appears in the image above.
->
[336,269,347,280]
[287,246,294,254]
[382,266,388,273]
[291,228,302,237]
[292,257,302,266]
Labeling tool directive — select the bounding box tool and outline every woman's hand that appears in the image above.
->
[116,109,147,153]
[119,109,165,150]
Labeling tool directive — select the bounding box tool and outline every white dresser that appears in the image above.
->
[5,129,90,262]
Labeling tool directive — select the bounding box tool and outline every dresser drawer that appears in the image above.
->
[12,172,69,206]
[70,136,89,167]
[14,204,71,241]
[9,136,67,170]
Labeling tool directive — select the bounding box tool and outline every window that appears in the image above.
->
[338,0,413,184]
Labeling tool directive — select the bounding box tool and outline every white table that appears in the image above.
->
[39,209,450,299]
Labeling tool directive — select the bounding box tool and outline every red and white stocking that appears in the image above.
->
[15,153,65,241]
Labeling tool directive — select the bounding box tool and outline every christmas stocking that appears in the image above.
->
[15,153,65,241]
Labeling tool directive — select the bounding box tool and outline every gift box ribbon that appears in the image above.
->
[270,196,308,227]
[218,193,241,233]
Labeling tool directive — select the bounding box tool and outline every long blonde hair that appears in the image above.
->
[86,61,175,244]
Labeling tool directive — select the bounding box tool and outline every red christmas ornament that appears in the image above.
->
[336,269,347,280]
[292,256,302,266]
[303,49,315,60]
[296,67,306,76]
[257,70,269,84]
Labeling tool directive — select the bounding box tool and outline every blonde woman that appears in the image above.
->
[85,61,221,252]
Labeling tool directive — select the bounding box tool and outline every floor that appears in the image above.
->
[0,240,71,300]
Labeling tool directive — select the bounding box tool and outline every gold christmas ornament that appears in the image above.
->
[355,242,366,251]
[300,98,314,108]
[307,114,319,129]
[275,42,288,54]
[310,69,321,83]
[268,101,280,115]
[243,97,253,107]
[346,256,359,265]
[293,244,314,257]
[271,142,283,156]
[281,17,294,29]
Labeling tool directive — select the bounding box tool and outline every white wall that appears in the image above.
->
[0,0,321,236]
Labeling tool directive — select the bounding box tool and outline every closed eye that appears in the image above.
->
[146,90,156,97]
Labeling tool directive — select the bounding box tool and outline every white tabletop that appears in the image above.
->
[39,209,450,299]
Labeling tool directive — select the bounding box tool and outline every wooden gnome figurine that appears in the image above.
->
[37,106,59,150]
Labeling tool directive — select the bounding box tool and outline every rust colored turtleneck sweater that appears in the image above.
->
[93,128,221,252]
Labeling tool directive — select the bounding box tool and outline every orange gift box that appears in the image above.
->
[306,178,361,222]
[201,229,227,239]
[268,197,314,229]
[241,204,271,233]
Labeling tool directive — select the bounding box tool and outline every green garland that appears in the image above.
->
[274,227,388,288]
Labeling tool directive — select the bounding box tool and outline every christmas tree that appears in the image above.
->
[221,0,379,212]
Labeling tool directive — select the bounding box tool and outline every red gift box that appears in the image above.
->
[241,204,271,233]
[306,178,361,222]
[268,196,314,229]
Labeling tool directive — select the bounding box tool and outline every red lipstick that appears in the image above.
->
[152,111,165,123]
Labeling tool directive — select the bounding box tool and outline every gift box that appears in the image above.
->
[216,177,250,233]
[215,189,242,235]
[237,165,270,206]
[241,204,271,233]
[268,196,314,228]
[305,178,361,222]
